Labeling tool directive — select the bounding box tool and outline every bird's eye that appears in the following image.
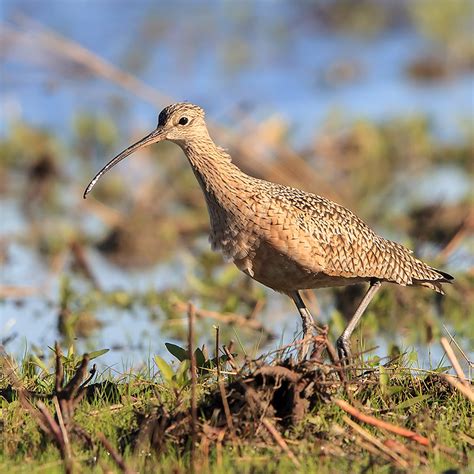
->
[178,117,189,125]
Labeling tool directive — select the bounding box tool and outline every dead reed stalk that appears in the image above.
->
[188,302,198,473]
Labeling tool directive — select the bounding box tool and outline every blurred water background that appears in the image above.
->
[0,0,472,371]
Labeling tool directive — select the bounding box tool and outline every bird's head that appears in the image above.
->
[156,102,207,143]
[83,102,207,198]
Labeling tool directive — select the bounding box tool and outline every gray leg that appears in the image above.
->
[290,290,315,339]
[290,291,315,359]
[336,280,382,364]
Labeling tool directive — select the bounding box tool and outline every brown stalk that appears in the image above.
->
[438,212,473,261]
[53,396,73,470]
[13,14,168,108]
[244,385,301,468]
[173,299,270,333]
[214,325,221,380]
[36,400,74,473]
[80,195,124,227]
[218,380,235,438]
[440,374,474,402]
[253,366,300,384]
[214,325,236,439]
[248,298,265,320]
[35,400,63,441]
[10,16,335,205]
[188,302,198,473]
[70,241,100,289]
[55,342,64,393]
[442,324,473,368]
[0,285,39,298]
[440,337,471,387]
[15,344,96,474]
[223,345,239,373]
[63,357,90,399]
[98,432,135,474]
[315,325,346,384]
[260,418,301,468]
[334,399,430,447]
[342,415,409,468]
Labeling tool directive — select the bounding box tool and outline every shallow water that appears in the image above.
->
[1,1,472,370]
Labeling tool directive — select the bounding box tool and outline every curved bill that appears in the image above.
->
[83,127,166,198]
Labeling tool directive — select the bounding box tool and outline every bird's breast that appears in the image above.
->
[204,187,265,259]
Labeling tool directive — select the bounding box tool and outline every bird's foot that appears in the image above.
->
[336,335,352,367]
[298,334,312,362]
[298,322,315,362]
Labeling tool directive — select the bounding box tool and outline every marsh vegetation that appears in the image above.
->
[0,1,473,472]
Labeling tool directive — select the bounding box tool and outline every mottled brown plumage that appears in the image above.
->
[85,102,453,362]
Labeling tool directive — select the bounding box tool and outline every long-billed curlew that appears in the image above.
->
[84,103,453,362]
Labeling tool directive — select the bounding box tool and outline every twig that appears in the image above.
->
[342,415,409,468]
[438,212,472,261]
[325,338,340,367]
[98,432,134,474]
[88,403,124,417]
[223,346,239,373]
[53,396,73,470]
[7,345,96,474]
[79,364,97,391]
[317,325,346,383]
[34,400,74,473]
[214,325,236,438]
[215,429,225,468]
[253,366,300,384]
[36,400,63,442]
[218,379,235,439]
[261,418,300,467]
[248,298,265,320]
[70,241,100,289]
[0,285,39,298]
[174,299,270,334]
[440,374,474,402]
[442,324,473,367]
[383,438,418,459]
[188,302,197,473]
[79,195,124,227]
[16,390,48,434]
[440,337,470,386]
[458,432,474,447]
[214,325,221,380]
[55,342,64,393]
[244,385,301,468]
[13,14,168,108]
[9,15,333,199]
[334,399,430,447]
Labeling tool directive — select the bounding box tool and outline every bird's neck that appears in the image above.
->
[179,136,251,202]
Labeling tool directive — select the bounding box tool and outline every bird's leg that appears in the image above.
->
[336,280,382,366]
[290,290,315,359]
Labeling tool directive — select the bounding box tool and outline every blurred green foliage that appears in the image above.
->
[1,2,472,470]
[72,113,119,162]
[409,0,474,64]
[0,105,472,359]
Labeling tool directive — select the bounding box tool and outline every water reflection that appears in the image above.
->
[0,1,472,370]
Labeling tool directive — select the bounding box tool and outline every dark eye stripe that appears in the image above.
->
[179,117,189,125]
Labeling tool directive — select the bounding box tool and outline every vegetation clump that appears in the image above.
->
[1,334,472,473]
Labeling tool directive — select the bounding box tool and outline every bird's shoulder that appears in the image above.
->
[257,181,377,246]
[244,180,425,282]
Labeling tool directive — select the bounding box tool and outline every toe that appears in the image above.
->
[337,337,351,364]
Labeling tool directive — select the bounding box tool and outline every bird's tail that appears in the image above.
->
[378,238,454,294]
[412,268,454,294]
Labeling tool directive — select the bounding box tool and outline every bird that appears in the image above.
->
[84,102,453,363]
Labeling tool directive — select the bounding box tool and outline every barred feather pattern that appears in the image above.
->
[166,102,452,295]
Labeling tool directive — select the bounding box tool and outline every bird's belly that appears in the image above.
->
[233,240,366,293]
